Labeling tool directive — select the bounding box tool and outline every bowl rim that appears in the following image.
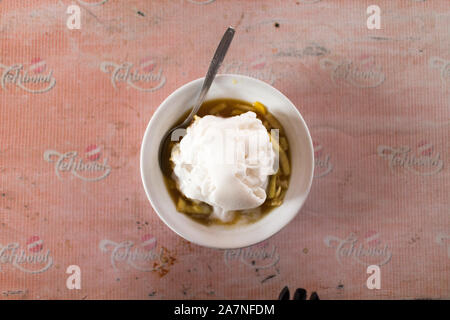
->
[140,73,314,249]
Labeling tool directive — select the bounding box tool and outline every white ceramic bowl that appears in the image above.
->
[140,74,314,249]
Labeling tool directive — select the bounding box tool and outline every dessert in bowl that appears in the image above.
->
[140,74,314,249]
[167,98,291,225]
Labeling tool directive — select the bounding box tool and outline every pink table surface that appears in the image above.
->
[0,0,449,300]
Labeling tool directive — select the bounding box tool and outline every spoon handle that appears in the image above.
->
[182,27,235,126]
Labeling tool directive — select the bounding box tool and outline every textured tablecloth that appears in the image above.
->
[0,0,449,300]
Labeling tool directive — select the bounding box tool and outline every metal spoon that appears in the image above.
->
[158,26,235,176]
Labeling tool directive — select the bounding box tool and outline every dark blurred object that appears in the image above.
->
[278,286,320,300]
[278,286,290,300]
[293,288,307,300]
[309,291,320,300]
